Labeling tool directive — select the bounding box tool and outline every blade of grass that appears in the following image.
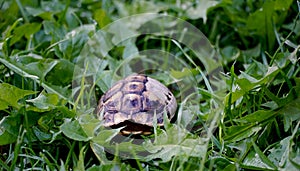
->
[10,125,25,170]
[15,0,29,23]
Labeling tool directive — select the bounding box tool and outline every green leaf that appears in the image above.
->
[43,20,67,41]
[245,0,293,52]
[234,110,275,124]
[0,130,17,145]
[45,59,74,86]
[268,136,291,168]
[0,57,72,103]
[1,55,58,80]
[113,0,161,17]
[0,115,20,145]
[280,79,300,131]
[56,25,93,61]
[246,1,275,51]
[93,9,111,28]
[224,124,262,142]
[25,59,58,80]
[90,142,111,164]
[60,119,90,141]
[185,1,219,23]
[92,128,123,145]
[10,22,42,45]
[26,91,62,110]
[25,6,53,20]
[242,140,277,170]
[170,68,195,79]
[32,126,52,141]
[79,114,102,138]
[241,44,261,59]
[221,46,240,63]
[144,125,206,162]
[225,66,280,104]
[0,83,37,110]
[86,162,134,171]
[207,156,234,171]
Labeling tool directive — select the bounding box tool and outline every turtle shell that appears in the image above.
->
[96,74,177,134]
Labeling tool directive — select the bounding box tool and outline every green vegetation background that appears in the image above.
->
[0,0,299,170]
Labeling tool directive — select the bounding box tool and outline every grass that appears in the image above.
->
[0,0,300,170]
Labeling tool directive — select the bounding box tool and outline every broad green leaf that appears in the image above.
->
[245,0,292,51]
[224,124,262,142]
[234,110,275,124]
[43,20,67,41]
[241,44,261,59]
[79,114,102,138]
[13,57,58,80]
[225,66,280,104]
[244,60,268,78]
[221,46,240,63]
[283,20,300,36]
[60,119,90,141]
[242,141,277,170]
[25,59,58,80]
[81,114,146,159]
[56,25,94,61]
[246,1,275,51]
[207,157,235,171]
[92,128,123,145]
[0,57,71,102]
[268,136,291,168]
[113,0,161,17]
[35,106,75,136]
[274,0,293,10]
[45,59,74,86]
[40,0,65,13]
[0,130,17,145]
[280,79,300,131]
[178,105,199,128]
[107,21,139,45]
[170,68,195,79]
[26,91,62,110]
[120,39,139,59]
[242,149,275,170]
[144,137,206,162]
[185,1,219,23]
[90,142,112,164]
[96,140,148,160]
[236,77,257,92]
[43,84,71,102]
[32,126,52,141]
[25,6,53,20]
[94,70,114,93]
[0,83,36,110]
[86,162,133,171]
[144,124,206,162]
[93,9,112,28]
[10,23,42,45]
[224,89,245,106]
[0,115,20,145]
[281,97,300,132]
[92,127,147,161]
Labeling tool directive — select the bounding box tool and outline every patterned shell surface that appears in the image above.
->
[96,74,177,132]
